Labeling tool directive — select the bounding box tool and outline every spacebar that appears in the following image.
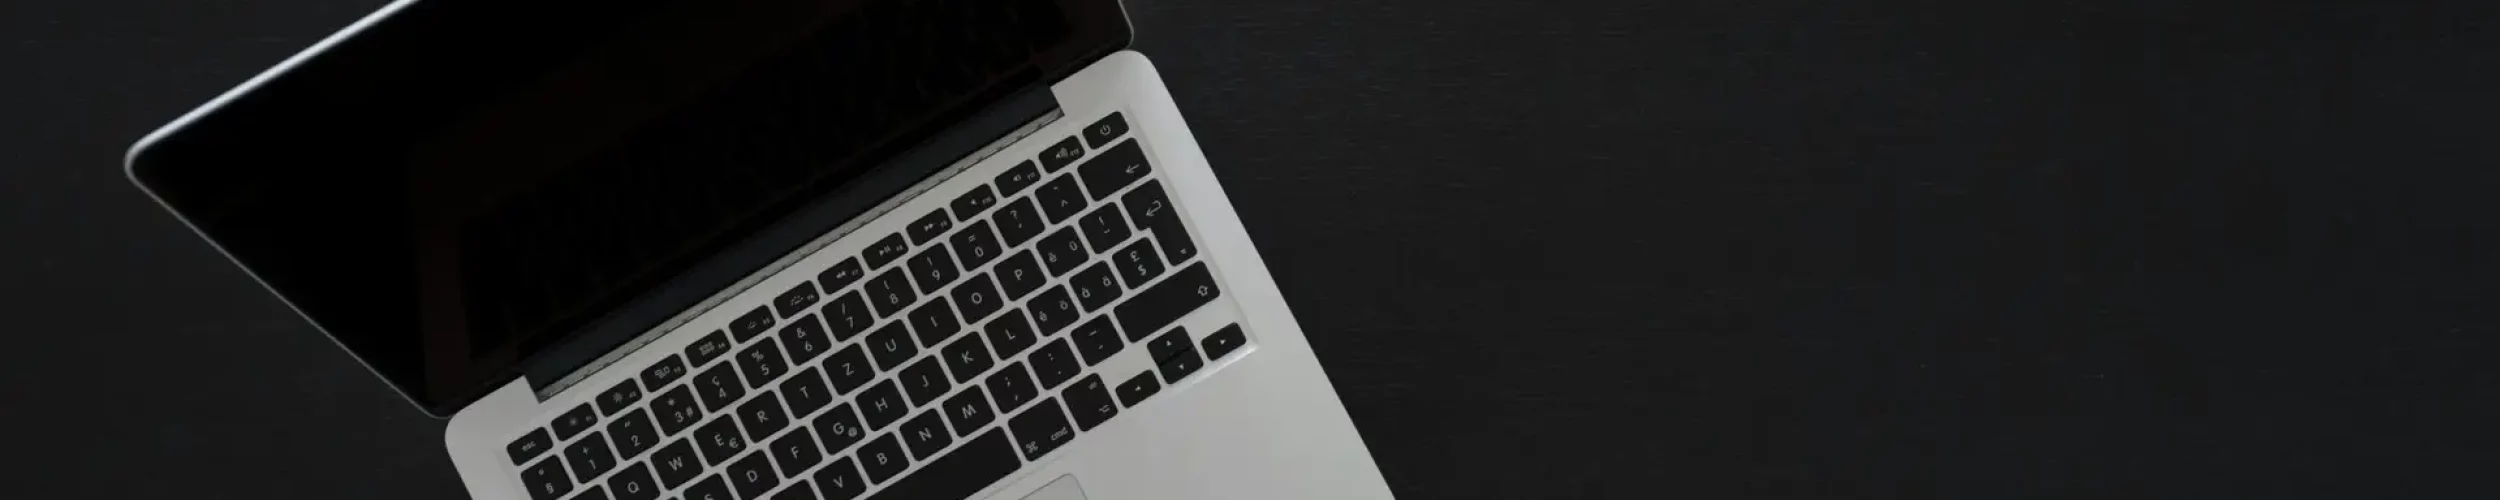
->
[869,429,1021,500]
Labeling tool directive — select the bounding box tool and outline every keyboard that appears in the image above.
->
[498,111,1253,500]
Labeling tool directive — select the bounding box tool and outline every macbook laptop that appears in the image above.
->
[123,0,1393,499]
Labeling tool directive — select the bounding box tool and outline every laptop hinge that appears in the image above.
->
[519,83,1061,398]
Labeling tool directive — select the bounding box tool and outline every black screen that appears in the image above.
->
[129,0,1129,415]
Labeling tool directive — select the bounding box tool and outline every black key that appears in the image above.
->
[728,451,781,500]
[900,410,955,459]
[508,428,554,465]
[683,475,734,500]
[855,433,911,483]
[778,315,833,364]
[906,246,960,294]
[942,387,996,438]
[643,358,693,391]
[684,330,734,367]
[777,481,820,500]
[774,282,821,319]
[814,404,868,453]
[573,486,610,500]
[607,463,661,500]
[1120,180,1181,229]
[607,409,662,458]
[984,362,1040,413]
[1027,286,1080,336]
[1063,375,1119,431]
[521,455,575,500]
[1145,327,1192,359]
[1037,135,1086,171]
[552,404,599,439]
[1078,140,1152,201]
[864,322,917,371]
[907,209,953,246]
[990,197,1045,247]
[865,269,917,317]
[940,334,994,384]
[1035,227,1087,277]
[1158,346,1205,383]
[1007,399,1076,460]
[1077,205,1132,252]
[1111,239,1166,289]
[983,310,1040,359]
[899,356,952,407]
[1117,371,1162,407]
[651,440,704,488]
[862,233,911,270]
[906,298,960,347]
[651,386,705,436]
[864,430,1018,500]
[731,307,777,341]
[856,380,911,430]
[690,415,745,462]
[1082,112,1130,148]
[951,277,1004,326]
[772,428,824,478]
[1069,262,1121,312]
[992,250,1047,300]
[695,417,749,464]
[823,344,877,395]
[1027,338,1082,390]
[817,258,866,293]
[1035,175,1088,223]
[1202,323,1247,360]
[736,339,789,389]
[597,380,644,416]
[995,160,1043,196]
[779,368,835,419]
[650,387,710,437]
[1120,181,1198,263]
[566,431,619,478]
[1114,263,1221,343]
[951,185,999,220]
[736,391,790,438]
[814,457,868,500]
[948,221,1003,269]
[1071,315,1124,365]
[820,292,875,341]
[640,355,689,388]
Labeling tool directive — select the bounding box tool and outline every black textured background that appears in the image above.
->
[8,0,2500,498]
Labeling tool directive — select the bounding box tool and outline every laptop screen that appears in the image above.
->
[128,0,1129,414]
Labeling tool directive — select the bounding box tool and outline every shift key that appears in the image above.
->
[1115,263,1221,338]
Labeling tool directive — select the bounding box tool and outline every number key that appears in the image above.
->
[866,269,917,317]
[650,386,704,436]
[906,245,959,294]
[778,315,832,364]
[607,409,662,458]
[735,339,788,388]
[820,292,874,341]
[949,220,1002,269]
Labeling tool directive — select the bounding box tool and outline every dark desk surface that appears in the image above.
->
[9,0,2500,498]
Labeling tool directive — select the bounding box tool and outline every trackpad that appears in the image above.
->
[1015,475,1087,500]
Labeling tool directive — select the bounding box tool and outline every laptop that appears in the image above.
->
[123,0,1394,499]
